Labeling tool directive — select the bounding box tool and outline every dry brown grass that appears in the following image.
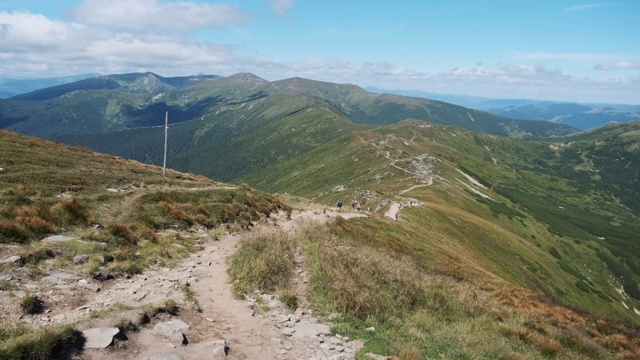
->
[499,323,562,356]
[108,223,137,245]
[491,286,640,358]
[6,184,37,197]
[396,345,423,360]
[158,200,190,223]
[0,219,28,242]
[596,333,639,352]
[51,198,91,226]
[21,216,55,234]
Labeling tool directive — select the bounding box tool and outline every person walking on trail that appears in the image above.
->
[337,201,343,212]
[351,202,356,211]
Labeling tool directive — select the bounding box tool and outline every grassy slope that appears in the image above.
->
[231,121,640,358]
[243,120,640,324]
[0,129,289,357]
[0,128,286,244]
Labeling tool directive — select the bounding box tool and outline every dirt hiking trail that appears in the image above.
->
[79,208,367,360]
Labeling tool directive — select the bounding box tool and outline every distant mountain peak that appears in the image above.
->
[226,73,267,83]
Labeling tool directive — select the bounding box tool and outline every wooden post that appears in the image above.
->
[163,111,168,177]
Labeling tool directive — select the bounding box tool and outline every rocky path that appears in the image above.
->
[384,202,400,220]
[79,209,367,360]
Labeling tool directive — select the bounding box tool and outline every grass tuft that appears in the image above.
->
[0,324,80,360]
[108,223,137,246]
[278,289,299,311]
[227,230,296,298]
[155,299,179,316]
[0,219,28,243]
[19,294,44,315]
[182,286,201,312]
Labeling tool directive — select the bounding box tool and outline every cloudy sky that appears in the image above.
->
[0,0,638,104]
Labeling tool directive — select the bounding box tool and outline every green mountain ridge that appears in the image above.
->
[0,72,577,139]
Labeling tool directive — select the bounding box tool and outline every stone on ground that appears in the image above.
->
[189,340,229,359]
[44,272,81,282]
[82,327,120,349]
[151,320,190,344]
[42,235,79,242]
[291,322,331,338]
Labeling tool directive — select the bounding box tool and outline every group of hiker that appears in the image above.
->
[337,200,363,212]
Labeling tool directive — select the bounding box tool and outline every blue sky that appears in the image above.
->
[0,0,638,103]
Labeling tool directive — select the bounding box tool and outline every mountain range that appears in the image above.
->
[1,72,574,137]
[367,87,640,130]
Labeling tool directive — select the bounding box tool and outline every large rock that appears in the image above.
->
[151,320,190,344]
[78,280,100,292]
[44,272,81,283]
[74,254,90,264]
[190,340,229,359]
[1,255,22,264]
[42,235,78,242]
[291,322,332,339]
[82,327,120,348]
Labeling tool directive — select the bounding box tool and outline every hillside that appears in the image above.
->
[2,126,640,359]
[242,120,640,319]
[0,130,303,359]
[58,93,367,182]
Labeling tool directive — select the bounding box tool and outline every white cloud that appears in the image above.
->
[443,63,572,85]
[269,0,296,17]
[0,9,257,77]
[0,11,91,52]
[594,60,640,70]
[70,0,253,32]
